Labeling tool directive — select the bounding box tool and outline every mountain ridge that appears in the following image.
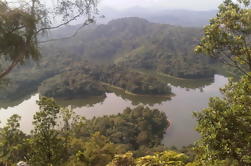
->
[0,17,218,100]
[97,7,217,27]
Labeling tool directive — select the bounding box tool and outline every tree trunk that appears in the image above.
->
[0,59,20,79]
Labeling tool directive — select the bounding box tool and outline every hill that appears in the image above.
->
[97,7,217,27]
[49,17,216,78]
[0,17,218,100]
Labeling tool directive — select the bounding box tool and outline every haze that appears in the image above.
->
[99,0,224,11]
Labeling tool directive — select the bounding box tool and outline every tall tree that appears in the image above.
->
[194,0,251,165]
[194,76,251,165]
[0,114,29,165]
[195,0,251,76]
[0,0,97,79]
[29,97,64,166]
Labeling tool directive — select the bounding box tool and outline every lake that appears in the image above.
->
[0,75,228,148]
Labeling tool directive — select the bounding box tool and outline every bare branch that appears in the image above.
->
[0,55,24,79]
[0,0,98,79]
[38,18,94,43]
[36,10,85,34]
[220,52,250,77]
[242,37,251,71]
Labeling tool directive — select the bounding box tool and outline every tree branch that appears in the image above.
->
[0,0,98,79]
[36,10,85,34]
[242,37,251,71]
[38,18,93,43]
[0,56,23,79]
[220,52,251,77]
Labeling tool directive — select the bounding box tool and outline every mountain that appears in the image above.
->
[49,17,215,78]
[97,7,217,27]
[0,17,218,100]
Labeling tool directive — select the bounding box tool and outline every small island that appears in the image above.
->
[38,72,106,99]
[38,64,172,98]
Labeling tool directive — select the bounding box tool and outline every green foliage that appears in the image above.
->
[107,152,135,166]
[68,132,123,166]
[135,151,188,166]
[0,1,39,64]
[195,0,251,75]
[38,71,106,98]
[96,65,172,95]
[29,97,64,166]
[194,76,251,165]
[0,97,171,165]
[118,37,214,79]
[178,145,196,163]
[0,0,97,79]
[0,17,220,100]
[58,106,87,161]
[108,151,189,166]
[38,63,172,98]
[28,97,88,166]
[0,52,75,100]
[193,1,251,165]
[81,106,169,150]
[65,17,216,79]
[0,115,29,165]
[132,145,168,158]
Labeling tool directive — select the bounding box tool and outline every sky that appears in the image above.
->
[99,0,224,11]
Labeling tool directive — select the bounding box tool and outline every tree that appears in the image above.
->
[68,132,123,166]
[29,96,64,166]
[107,152,135,166]
[0,114,29,165]
[81,106,169,150]
[194,76,251,165]
[0,0,97,79]
[58,106,86,161]
[107,151,189,166]
[194,1,251,165]
[135,151,188,166]
[195,0,251,76]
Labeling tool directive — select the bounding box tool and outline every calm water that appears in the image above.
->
[0,75,228,148]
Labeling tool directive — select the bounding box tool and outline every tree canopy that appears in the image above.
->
[0,0,97,79]
[193,0,251,165]
[195,0,251,76]
[194,76,251,165]
[0,97,171,165]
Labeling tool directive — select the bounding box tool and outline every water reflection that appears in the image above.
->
[55,95,106,108]
[159,75,226,147]
[0,75,228,148]
[0,93,36,109]
[157,74,215,90]
[108,88,172,106]
[0,94,39,133]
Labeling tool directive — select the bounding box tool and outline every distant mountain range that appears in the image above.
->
[96,7,217,27]
[42,7,217,41]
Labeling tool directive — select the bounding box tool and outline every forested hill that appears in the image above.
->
[48,17,216,79]
[0,17,218,100]
[98,8,217,27]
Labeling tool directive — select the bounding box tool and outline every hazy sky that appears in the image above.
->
[99,0,224,11]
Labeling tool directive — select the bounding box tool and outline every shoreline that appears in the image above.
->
[133,69,214,81]
[156,72,214,81]
[101,82,174,98]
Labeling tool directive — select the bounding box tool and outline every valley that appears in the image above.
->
[0,0,250,165]
[0,17,223,101]
[0,0,251,166]
[0,17,232,150]
[0,18,229,149]
[0,75,228,148]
